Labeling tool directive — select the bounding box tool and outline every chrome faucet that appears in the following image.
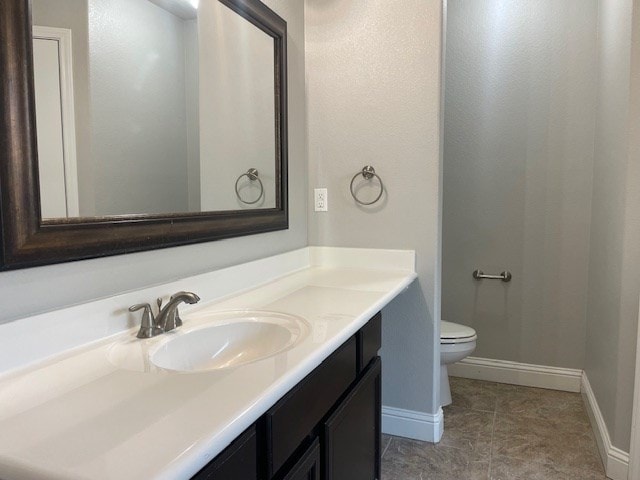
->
[156,291,200,332]
[129,291,200,339]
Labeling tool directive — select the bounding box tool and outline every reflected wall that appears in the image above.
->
[32,0,277,218]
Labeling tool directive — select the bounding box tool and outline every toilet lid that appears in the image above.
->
[441,321,477,341]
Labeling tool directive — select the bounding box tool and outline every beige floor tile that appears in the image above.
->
[495,385,587,424]
[382,379,606,479]
[449,377,499,412]
[438,406,494,460]
[383,436,490,480]
[492,413,604,471]
[490,455,607,480]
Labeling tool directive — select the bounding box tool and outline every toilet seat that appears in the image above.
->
[440,321,477,345]
[440,321,477,407]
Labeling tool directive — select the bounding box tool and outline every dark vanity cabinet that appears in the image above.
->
[281,439,321,480]
[192,426,259,480]
[323,358,381,480]
[192,313,382,480]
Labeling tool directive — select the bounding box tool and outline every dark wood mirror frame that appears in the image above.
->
[0,0,288,271]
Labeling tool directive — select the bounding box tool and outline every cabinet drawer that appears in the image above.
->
[191,424,258,480]
[281,438,320,480]
[265,336,357,477]
[357,313,381,372]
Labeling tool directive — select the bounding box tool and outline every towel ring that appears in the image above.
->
[350,166,384,206]
[235,168,264,205]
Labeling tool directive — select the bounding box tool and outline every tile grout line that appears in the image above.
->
[483,383,498,479]
[487,407,498,479]
[381,436,392,459]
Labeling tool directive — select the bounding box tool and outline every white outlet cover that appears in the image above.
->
[314,188,328,212]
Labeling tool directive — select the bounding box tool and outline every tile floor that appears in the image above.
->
[381,377,607,479]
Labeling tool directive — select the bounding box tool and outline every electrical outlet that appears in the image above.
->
[314,188,328,212]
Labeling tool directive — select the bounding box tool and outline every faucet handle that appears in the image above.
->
[129,303,163,339]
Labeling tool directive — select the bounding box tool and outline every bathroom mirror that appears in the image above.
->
[0,0,288,270]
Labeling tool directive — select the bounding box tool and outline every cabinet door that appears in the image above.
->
[266,337,356,477]
[323,357,381,480]
[282,439,321,480]
[191,425,258,480]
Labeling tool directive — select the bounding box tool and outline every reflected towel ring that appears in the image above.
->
[350,166,384,206]
[235,168,264,205]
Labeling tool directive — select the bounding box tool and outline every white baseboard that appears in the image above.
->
[448,356,582,392]
[581,373,630,480]
[382,406,444,443]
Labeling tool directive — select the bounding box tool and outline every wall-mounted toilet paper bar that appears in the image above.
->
[472,269,512,282]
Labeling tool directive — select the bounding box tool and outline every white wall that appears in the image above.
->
[305,0,443,415]
[442,0,598,369]
[584,0,640,452]
[0,0,307,324]
[89,0,191,215]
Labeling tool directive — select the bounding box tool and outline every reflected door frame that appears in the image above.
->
[626,0,640,478]
[630,301,640,480]
[32,25,79,217]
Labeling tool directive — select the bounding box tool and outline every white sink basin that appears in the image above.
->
[109,310,309,373]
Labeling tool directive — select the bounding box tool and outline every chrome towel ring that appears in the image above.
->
[350,166,384,205]
[235,168,264,205]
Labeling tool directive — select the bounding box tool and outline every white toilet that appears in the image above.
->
[440,321,477,406]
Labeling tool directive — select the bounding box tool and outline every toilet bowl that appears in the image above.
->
[440,321,477,407]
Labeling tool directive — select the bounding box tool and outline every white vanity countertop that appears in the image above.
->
[0,247,416,480]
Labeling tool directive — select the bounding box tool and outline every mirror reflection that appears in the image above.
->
[32,0,276,219]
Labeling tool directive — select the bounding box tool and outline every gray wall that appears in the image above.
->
[31,0,95,216]
[442,0,639,452]
[584,0,640,452]
[442,0,598,369]
[89,0,191,215]
[0,0,307,323]
[305,0,443,414]
[199,1,276,211]
[185,19,201,212]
